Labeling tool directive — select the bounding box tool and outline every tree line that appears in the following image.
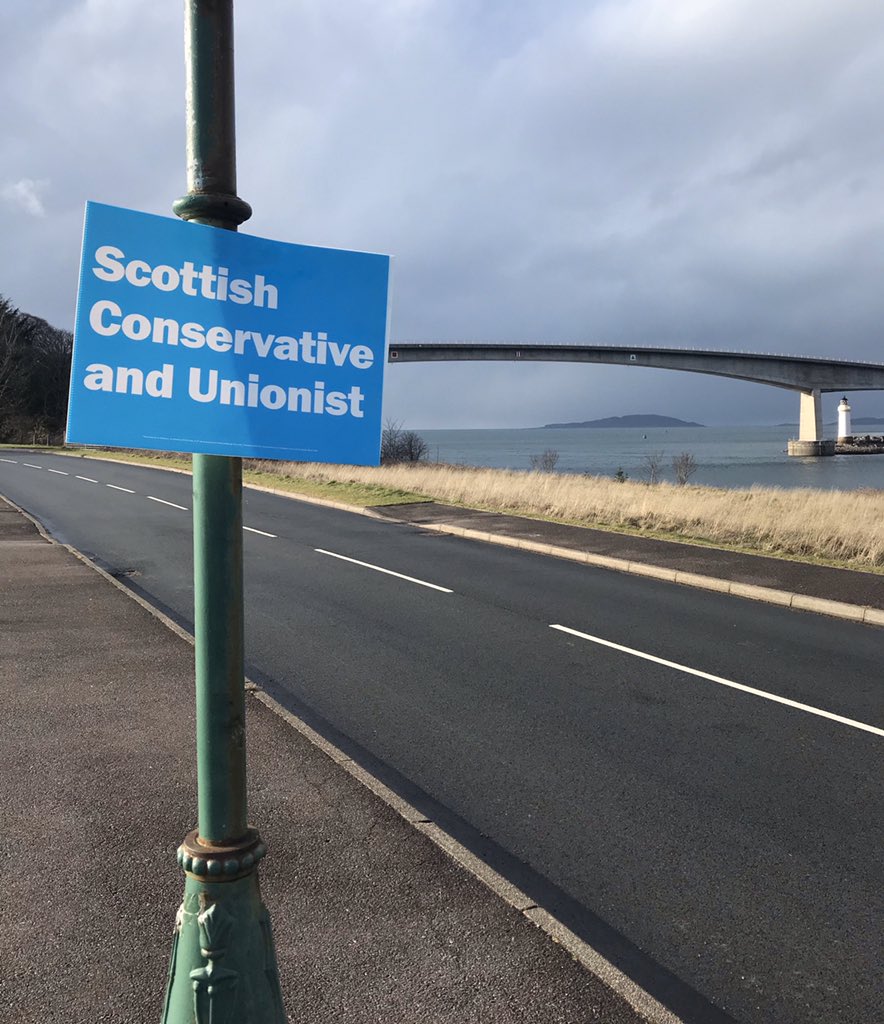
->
[0,295,73,444]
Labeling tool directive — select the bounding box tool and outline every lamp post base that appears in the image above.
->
[162,831,285,1024]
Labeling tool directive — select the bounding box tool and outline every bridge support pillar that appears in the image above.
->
[799,389,822,442]
[788,389,834,456]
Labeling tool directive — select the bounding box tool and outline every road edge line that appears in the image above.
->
[41,451,385,518]
[0,489,685,1024]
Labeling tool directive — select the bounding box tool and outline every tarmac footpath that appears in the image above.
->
[0,498,656,1024]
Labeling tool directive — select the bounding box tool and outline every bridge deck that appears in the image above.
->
[388,343,884,392]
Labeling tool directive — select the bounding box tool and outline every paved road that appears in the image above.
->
[2,450,882,1024]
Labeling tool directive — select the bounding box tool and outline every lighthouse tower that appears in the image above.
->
[837,396,852,442]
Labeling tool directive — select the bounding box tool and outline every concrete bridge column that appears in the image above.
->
[788,389,834,456]
[799,389,822,442]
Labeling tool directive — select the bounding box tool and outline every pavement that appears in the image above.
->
[0,497,654,1024]
[373,501,884,615]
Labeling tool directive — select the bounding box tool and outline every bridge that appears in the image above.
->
[388,343,884,455]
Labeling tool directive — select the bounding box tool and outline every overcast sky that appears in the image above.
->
[3,0,884,427]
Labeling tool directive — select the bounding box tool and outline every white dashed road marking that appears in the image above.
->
[76,475,98,483]
[23,463,42,469]
[315,548,454,593]
[47,468,68,475]
[147,495,188,511]
[550,623,884,738]
[244,526,277,538]
[107,484,135,493]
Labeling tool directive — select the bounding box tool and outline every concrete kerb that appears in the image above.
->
[863,606,884,627]
[626,561,678,583]
[23,450,884,627]
[728,581,793,607]
[402,519,883,627]
[523,909,685,1024]
[790,593,866,621]
[674,570,731,594]
[1,490,685,1024]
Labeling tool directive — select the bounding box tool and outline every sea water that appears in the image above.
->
[418,425,884,490]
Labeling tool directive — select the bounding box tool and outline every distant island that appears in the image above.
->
[854,416,884,425]
[543,414,704,429]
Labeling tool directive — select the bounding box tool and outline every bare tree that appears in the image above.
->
[529,448,559,472]
[380,419,400,463]
[641,450,664,484]
[0,296,29,418]
[672,451,698,485]
[0,296,74,444]
[380,418,429,464]
[399,429,429,462]
[26,320,73,441]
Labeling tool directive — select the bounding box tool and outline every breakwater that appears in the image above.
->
[836,435,884,455]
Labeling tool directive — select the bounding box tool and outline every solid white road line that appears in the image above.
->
[315,548,454,593]
[23,463,42,469]
[106,484,135,493]
[244,526,277,538]
[0,458,18,463]
[47,468,69,475]
[550,624,884,738]
[147,495,188,511]
[76,475,98,483]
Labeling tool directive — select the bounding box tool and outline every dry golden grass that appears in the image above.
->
[57,447,884,569]
[252,460,884,569]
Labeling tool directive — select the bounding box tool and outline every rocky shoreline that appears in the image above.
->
[836,436,884,455]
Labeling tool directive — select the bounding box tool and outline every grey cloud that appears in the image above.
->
[2,0,884,426]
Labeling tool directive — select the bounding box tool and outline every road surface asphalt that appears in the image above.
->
[1,450,881,1024]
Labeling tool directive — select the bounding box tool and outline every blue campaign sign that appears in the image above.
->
[67,202,391,464]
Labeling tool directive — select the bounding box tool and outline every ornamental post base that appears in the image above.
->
[161,830,286,1024]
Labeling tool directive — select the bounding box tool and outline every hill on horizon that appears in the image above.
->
[543,414,704,429]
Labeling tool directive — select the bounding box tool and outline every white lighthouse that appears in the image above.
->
[837,396,852,442]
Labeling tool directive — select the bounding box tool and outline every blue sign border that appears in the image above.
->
[68,203,391,464]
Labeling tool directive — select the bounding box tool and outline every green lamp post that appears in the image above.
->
[161,2,286,1021]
